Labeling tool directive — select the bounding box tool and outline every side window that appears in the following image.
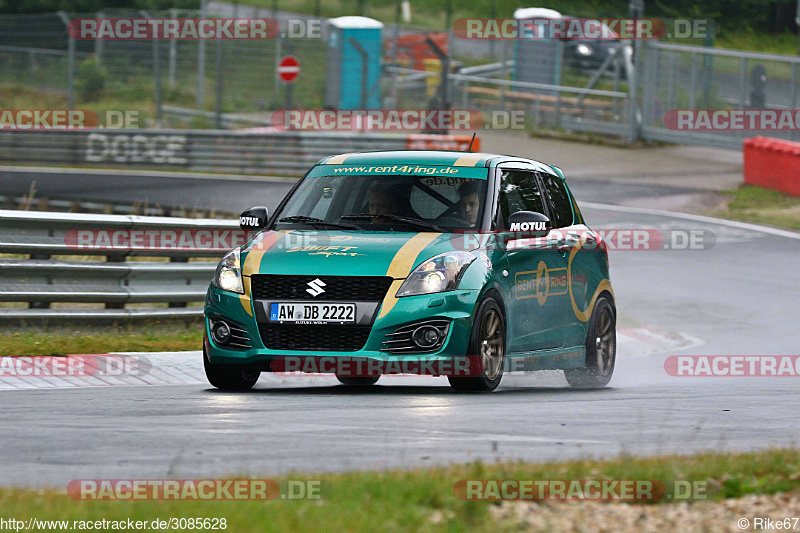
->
[540,172,574,228]
[496,170,546,229]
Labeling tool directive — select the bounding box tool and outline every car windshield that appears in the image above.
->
[272,174,488,232]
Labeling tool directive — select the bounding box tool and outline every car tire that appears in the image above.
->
[203,347,260,391]
[448,296,506,392]
[564,295,616,388]
[336,376,380,386]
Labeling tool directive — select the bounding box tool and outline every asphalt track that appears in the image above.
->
[2,197,800,487]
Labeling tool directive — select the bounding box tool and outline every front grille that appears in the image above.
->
[250,275,394,302]
[259,324,371,351]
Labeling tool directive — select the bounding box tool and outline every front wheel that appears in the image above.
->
[203,348,260,391]
[448,296,506,392]
[564,295,616,388]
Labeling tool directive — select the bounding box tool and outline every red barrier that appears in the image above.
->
[743,136,800,196]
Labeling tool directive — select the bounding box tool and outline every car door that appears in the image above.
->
[538,170,586,349]
[494,167,567,353]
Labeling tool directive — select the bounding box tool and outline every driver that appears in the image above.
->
[457,181,481,226]
[368,188,396,215]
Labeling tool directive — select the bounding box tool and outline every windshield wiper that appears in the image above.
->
[278,216,361,230]
[341,213,444,232]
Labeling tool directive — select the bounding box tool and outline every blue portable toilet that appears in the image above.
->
[325,16,383,110]
[513,7,562,89]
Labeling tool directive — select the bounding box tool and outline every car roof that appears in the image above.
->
[315,150,561,176]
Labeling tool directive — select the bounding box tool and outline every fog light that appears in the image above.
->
[211,320,231,345]
[412,325,441,349]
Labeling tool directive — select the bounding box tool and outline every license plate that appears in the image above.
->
[269,302,356,324]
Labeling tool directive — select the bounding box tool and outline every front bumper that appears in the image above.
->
[204,284,480,369]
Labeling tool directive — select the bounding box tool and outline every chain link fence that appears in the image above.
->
[640,41,800,148]
[1,9,798,148]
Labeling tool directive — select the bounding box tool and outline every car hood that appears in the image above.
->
[240,230,465,278]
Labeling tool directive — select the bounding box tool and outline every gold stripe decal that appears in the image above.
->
[377,232,441,319]
[567,233,614,322]
[453,153,485,167]
[325,153,353,165]
[238,231,292,316]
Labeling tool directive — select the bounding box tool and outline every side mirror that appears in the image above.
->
[239,206,269,230]
[506,211,551,237]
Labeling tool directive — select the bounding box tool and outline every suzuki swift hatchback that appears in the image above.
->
[204,151,616,392]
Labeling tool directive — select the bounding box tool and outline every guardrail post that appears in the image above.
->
[28,253,51,309]
[169,257,189,308]
[106,255,125,309]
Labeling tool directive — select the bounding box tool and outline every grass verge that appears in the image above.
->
[0,449,799,532]
[1,322,204,356]
[710,185,800,231]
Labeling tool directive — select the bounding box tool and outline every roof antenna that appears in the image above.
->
[466,132,477,152]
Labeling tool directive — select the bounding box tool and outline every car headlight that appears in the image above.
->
[396,251,476,297]
[212,248,244,294]
[576,43,593,56]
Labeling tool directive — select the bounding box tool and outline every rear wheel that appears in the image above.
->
[336,376,380,386]
[448,296,506,392]
[564,295,616,388]
[203,347,260,391]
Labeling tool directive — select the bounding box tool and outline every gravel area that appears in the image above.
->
[489,492,800,532]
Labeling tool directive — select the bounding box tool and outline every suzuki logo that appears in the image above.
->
[306,278,326,297]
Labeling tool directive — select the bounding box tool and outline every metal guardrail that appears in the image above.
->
[0,130,411,176]
[0,209,239,320]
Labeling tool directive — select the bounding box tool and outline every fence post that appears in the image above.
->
[169,8,178,88]
[197,0,207,109]
[215,41,224,128]
[626,0,644,143]
[95,11,104,65]
[57,11,75,110]
[142,11,163,122]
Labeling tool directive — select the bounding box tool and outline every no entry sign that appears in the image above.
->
[278,56,300,83]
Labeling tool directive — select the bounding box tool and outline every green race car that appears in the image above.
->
[204,150,616,392]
